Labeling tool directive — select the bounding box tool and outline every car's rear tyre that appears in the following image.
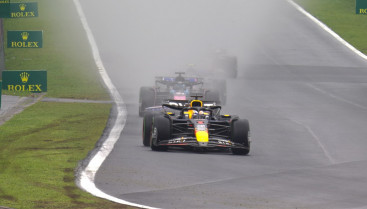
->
[142,112,154,146]
[231,119,250,155]
[150,115,170,151]
[139,87,155,117]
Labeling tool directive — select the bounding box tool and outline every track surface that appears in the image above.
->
[80,0,367,208]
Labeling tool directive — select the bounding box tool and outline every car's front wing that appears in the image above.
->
[157,137,247,149]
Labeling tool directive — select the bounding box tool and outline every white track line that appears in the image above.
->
[291,119,336,164]
[73,0,157,208]
[286,0,367,164]
[307,83,367,110]
[287,0,367,61]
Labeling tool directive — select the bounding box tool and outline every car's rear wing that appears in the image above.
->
[144,100,219,114]
[163,100,217,107]
[155,76,204,86]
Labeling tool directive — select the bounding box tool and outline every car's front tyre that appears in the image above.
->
[231,119,250,155]
[142,112,154,146]
[150,115,170,151]
[139,87,155,117]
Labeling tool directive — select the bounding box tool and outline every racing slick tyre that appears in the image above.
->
[150,115,170,151]
[139,87,155,117]
[231,119,250,155]
[142,112,154,146]
[205,90,221,105]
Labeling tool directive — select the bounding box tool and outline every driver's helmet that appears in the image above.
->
[189,109,198,119]
[185,100,203,119]
[173,82,185,90]
[183,109,198,119]
[198,110,210,119]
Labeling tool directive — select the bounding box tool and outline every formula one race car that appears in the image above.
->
[187,49,238,79]
[142,96,250,155]
[139,72,223,117]
[212,49,238,78]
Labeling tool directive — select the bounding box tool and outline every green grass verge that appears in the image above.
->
[0,102,132,209]
[294,0,367,55]
[0,0,134,208]
[3,0,110,100]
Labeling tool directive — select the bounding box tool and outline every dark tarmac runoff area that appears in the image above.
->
[0,95,27,125]
[0,95,20,114]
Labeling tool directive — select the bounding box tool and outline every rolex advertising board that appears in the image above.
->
[10,2,38,18]
[0,0,10,18]
[2,70,47,92]
[7,30,43,48]
[1,2,38,18]
[356,0,367,14]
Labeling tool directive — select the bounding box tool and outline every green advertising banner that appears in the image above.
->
[2,70,47,92]
[9,2,38,18]
[0,0,10,18]
[356,0,367,14]
[7,30,43,48]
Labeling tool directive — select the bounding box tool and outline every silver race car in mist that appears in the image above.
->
[139,72,224,117]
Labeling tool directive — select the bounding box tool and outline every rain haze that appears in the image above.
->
[84,0,290,94]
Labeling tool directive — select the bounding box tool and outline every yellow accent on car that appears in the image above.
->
[190,100,203,107]
[188,110,194,119]
[166,112,175,116]
[195,131,209,142]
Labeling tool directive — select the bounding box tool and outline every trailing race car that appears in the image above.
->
[212,49,238,78]
[139,72,222,117]
[187,49,238,79]
[142,96,250,155]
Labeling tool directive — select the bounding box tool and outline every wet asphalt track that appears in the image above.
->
[80,0,367,208]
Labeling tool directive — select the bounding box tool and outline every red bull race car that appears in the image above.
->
[142,96,250,155]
